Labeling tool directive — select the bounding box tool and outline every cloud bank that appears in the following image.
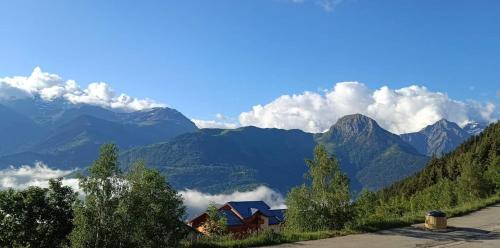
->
[192,113,240,129]
[0,67,165,112]
[239,82,498,134]
[0,163,285,220]
[180,186,286,219]
[192,119,240,129]
[0,162,80,193]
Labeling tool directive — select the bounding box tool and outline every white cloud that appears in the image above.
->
[192,113,240,129]
[239,82,499,134]
[316,0,344,11]
[0,164,286,219]
[0,67,165,112]
[192,119,239,129]
[180,186,286,219]
[286,0,345,12]
[0,162,81,194]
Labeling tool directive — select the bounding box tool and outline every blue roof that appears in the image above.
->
[269,209,286,222]
[220,209,243,226]
[226,201,286,225]
[268,216,281,225]
[227,201,272,219]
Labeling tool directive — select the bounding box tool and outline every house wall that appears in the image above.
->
[260,215,269,228]
[188,213,209,235]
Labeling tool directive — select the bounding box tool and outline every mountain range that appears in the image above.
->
[0,98,490,194]
[400,119,472,157]
[0,97,198,169]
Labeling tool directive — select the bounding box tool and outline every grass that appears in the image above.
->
[359,194,500,232]
[184,194,500,248]
[184,229,358,248]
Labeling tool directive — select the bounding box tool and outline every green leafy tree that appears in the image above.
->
[286,145,353,231]
[0,178,76,248]
[458,158,488,202]
[71,144,124,248]
[116,161,187,247]
[71,144,187,248]
[283,185,314,231]
[202,202,227,236]
[484,152,500,193]
[354,189,377,222]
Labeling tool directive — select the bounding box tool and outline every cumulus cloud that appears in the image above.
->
[180,186,286,219]
[0,162,81,194]
[0,67,165,112]
[239,82,499,134]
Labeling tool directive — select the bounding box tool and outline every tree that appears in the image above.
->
[283,185,314,231]
[116,161,187,247]
[71,144,187,248]
[0,178,76,248]
[484,152,500,193]
[354,189,377,222]
[71,144,124,248]
[458,157,487,202]
[286,145,353,231]
[201,202,227,236]
[44,178,78,247]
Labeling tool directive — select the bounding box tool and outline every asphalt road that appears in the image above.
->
[263,203,500,248]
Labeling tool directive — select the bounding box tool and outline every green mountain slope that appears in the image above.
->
[316,114,429,190]
[0,104,41,155]
[120,127,316,193]
[121,114,430,193]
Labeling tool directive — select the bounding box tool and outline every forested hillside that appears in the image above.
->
[120,127,316,193]
[358,121,499,223]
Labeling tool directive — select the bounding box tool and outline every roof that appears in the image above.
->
[220,209,243,226]
[269,209,286,222]
[226,201,285,225]
[227,201,272,219]
[188,201,286,227]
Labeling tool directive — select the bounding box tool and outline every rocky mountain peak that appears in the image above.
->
[401,119,470,156]
[463,121,487,136]
[331,114,380,136]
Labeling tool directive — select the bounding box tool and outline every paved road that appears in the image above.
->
[264,203,500,248]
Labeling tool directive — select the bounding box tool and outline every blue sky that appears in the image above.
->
[0,0,499,124]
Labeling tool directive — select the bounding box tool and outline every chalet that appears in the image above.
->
[187,201,286,235]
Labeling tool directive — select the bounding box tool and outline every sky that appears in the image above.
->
[0,0,499,133]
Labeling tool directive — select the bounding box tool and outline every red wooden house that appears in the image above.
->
[187,201,286,235]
